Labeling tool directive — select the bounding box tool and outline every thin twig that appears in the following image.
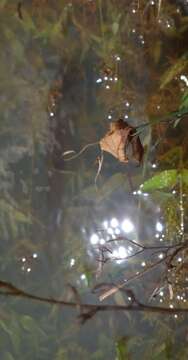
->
[158,0,162,17]
[95,151,104,188]
[99,256,168,301]
[62,142,99,161]
[17,2,23,20]
[99,242,188,301]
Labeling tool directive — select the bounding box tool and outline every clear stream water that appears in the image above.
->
[0,1,188,359]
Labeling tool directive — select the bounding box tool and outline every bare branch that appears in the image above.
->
[97,240,188,301]
[0,280,188,320]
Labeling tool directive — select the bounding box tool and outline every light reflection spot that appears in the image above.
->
[90,233,99,245]
[156,221,163,232]
[110,218,119,228]
[80,274,86,280]
[115,228,121,235]
[121,219,134,233]
[103,221,108,229]
[70,258,75,267]
[100,238,105,245]
[118,246,127,259]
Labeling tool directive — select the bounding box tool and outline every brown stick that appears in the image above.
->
[0,280,188,319]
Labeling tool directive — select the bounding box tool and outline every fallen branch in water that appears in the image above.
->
[0,279,188,324]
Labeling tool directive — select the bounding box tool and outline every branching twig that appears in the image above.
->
[96,236,188,301]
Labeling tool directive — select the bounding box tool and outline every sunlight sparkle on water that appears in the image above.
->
[103,220,108,229]
[100,238,105,245]
[107,227,114,235]
[90,233,99,245]
[110,218,119,228]
[115,55,121,61]
[122,219,134,233]
[180,74,188,87]
[112,246,127,263]
[118,246,127,258]
[156,221,163,232]
[115,228,121,235]
[70,258,75,267]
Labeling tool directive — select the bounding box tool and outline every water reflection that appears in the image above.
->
[156,221,163,232]
[121,218,134,233]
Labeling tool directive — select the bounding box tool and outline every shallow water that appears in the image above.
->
[0,1,188,359]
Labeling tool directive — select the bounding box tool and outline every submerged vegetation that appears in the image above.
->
[0,0,188,359]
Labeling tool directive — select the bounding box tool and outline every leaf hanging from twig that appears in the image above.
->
[100,119,144,165]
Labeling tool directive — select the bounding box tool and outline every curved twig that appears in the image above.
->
[62,142,99,161]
